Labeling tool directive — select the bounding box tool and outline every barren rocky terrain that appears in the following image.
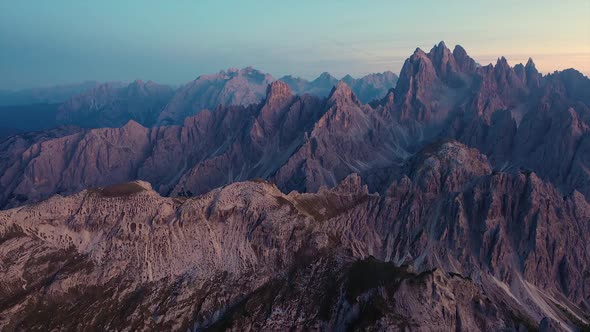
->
[0,42,589,331]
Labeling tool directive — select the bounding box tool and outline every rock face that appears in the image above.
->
[272,81,408,193]
[1,142,589,331]
[1,41,590,331]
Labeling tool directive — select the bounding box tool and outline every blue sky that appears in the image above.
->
[1,0,589,89]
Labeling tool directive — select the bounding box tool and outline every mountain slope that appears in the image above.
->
[1,142,588,330]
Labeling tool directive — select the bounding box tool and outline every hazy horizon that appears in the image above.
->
[1,0,589,90]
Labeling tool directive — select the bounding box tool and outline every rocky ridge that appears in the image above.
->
[1,142,589,330]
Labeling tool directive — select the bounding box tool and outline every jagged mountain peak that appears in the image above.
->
[258,80,294,124]
[495,56,510,69]
[452,44,477,73]
[525,57,536,69]
[436,40,448,49]
[452,44,467,56]
[314,72,338,84]
[395,46,440,120]
[428,41,458,74]
[411,47,429,60]
[428,40,452,56]
[265,80,292,101]
[327,81,359,106]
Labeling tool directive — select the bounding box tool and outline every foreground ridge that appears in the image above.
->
[1,141,589,331]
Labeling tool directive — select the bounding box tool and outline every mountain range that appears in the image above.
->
[0,69,398,138]
[0,42,589,331]
[0,81,104,106]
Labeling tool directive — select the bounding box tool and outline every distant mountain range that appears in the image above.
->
[56,80,175,128]
[280,71,398,103]
[0,81,106,137]
[1,42,589,331]
[0,81,104,106]
[0,69,398,137]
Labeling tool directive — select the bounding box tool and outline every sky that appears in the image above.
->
[0,0,589,90]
